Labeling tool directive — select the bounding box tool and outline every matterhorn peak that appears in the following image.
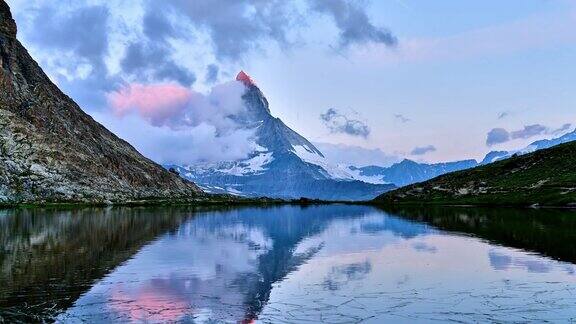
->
[236,70,255,86]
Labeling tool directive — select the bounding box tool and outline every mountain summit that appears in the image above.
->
[169,72,394,200]
[0,1,202,204]
[236,70,255,86]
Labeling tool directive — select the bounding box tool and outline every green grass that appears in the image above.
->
[0,195,345,210]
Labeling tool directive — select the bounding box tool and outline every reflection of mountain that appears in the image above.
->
[0,205,428,322]
[379,206,576,264]
[4,205,576,322]
[78,205,399,322]
[0,207,194,322]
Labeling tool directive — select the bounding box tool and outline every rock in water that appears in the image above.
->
[0,1,202,204]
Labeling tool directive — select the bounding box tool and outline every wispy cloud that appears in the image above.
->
[356,7,576,65]
[394,114,410,123]
[410,145,436,156]
[552,123,572,135]
[486,128,510,146]
[510,124,548,140]
[106,80,257,163]
[320,108,370,138]
[308,0,397,49]
[13,0,398,112]
[486,123,573,146]
[108,81,247,131]
[205,64,219,84]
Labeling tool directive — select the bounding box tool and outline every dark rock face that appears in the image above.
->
[0,2,202,204]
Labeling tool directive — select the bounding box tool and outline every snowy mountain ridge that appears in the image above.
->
[168,72,395,200]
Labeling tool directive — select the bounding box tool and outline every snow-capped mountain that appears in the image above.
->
[345,159,478,187]
[168,71,395,201]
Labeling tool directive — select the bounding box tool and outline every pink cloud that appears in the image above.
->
[108,83,193,126]
[109,283,189,322]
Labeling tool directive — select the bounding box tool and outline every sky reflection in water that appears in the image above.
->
[1,205,575,323]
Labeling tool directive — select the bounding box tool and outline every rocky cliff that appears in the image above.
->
[0,1,202,204]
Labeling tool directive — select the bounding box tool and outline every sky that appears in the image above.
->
[7,0,576,166]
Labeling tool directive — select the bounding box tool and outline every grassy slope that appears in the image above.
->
[374,141,576,207]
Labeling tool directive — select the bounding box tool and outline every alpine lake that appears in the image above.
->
[1,204,576,323]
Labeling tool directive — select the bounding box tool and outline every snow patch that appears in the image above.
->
[291,145,354,180]
[219,152,274,176]
[344,167,387,184]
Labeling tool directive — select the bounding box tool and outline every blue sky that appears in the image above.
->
[7,0,576,165]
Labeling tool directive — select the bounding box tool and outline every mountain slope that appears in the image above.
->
[170,72,395,201]
[0,2,202,204]
[374,141,576,207]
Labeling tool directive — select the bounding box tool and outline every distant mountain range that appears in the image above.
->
[375,140,576,207]
[347,128,576,188]
[346,159,478,187]
[168,72,395,201]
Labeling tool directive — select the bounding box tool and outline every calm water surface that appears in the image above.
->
[1,205,576,323]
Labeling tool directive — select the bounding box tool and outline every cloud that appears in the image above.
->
[152,0,397,61]
[309,0,397,49]
[14,0,398,109]
[157,0,302,61]
[108,81,247,133]
[22,4,121,109]
[28,5,109,71]
[394,114,410,123]
[105,80,256,164]
[356,7,576,66]
[120,42,196,86]
[120,5,196,87]
[510,124,548,139]
[552,123,572,134]
[410,145,436,156]
[11,0,399,165]
[314,142,400,167]
[320,108,370,138]
[412,242,437,254]
[488,250,553,274]
[108,83,192,127]
[205,64,219,84]
[486,128,510,146]
[95,113,256,165]
[486,123,573,146]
